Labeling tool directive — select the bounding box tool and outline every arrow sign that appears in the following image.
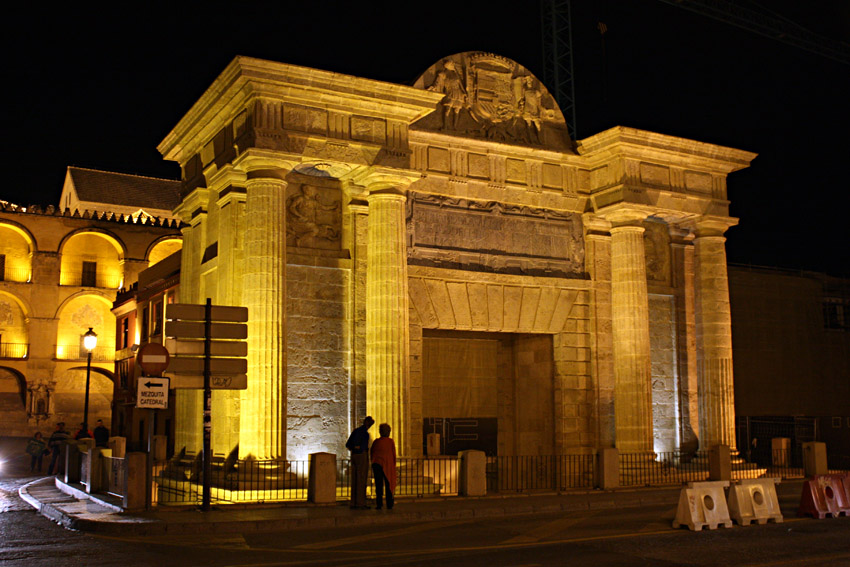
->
[136,376,169,410]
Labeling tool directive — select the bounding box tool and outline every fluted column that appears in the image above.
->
[693,218,737,451]
[366,187,409,456]
[240,175,288,459]
[609,218,654,454]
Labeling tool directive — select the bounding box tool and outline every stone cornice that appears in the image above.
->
[159,56,444,164]
[577,126,757,174]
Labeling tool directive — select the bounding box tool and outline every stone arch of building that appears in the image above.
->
[63,365,115,383]
[0,289,32,318]
[0,219,38,252]
[0,365,27,406]
[145,236,183,265]
[57,227,127,259]
[51,290,115,320]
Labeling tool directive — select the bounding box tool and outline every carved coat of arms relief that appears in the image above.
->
[413,53,573,152]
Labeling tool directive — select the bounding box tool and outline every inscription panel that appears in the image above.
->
[407,193,584,277]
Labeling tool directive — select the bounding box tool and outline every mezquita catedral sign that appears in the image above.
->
[156,52,755,463]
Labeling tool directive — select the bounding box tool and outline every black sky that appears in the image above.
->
[2,1,848,275]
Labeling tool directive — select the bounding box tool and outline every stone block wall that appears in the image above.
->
[649,294,678,453]
[286,264,351,460]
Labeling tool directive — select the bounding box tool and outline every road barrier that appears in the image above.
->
[672,480,733,531]
[727,478,783,525]
[798,474,850,519]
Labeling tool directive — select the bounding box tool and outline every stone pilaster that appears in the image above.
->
[239,175,288,460]
[693,218,737,452]
[608,215,653,454]
[366,187,409,456]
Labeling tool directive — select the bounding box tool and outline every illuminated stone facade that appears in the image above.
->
[0,189,182,438]
[159,54,755,460]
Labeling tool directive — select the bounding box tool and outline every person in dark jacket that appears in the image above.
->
[345,416,374,509]
[46,422,70,475]
[26,432,49,473]
[93,419,109,447]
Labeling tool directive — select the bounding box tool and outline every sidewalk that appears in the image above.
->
[18,475,806,536]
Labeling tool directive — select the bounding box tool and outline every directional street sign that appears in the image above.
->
[166,304,248,322]
[136,376,169,409]
[165,356,248,375]
[169,374,248,390]
[164,338,247,357]
[165,320,247,340]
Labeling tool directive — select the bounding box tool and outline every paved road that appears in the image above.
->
[3,471,850,566]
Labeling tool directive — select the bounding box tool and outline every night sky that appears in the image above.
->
[3,1,848,275]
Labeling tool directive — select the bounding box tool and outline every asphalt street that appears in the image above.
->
[3,466,850,567]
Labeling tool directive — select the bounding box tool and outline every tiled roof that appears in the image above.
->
[68,167,181,211]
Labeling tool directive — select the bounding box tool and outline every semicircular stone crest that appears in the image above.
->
[413,52,573,152]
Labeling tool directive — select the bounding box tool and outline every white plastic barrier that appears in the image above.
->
[728,478,783,525]
[672,480,733,531]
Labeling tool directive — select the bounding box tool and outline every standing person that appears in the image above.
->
[74,422,92,440]
[370,423,397,510]
[345,416,374,509]
[47,422,70,475]
[93,419,109,447]
[26,432,49,473]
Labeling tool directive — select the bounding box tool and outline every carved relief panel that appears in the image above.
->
[406,193,584,277]
[285,184,342,250]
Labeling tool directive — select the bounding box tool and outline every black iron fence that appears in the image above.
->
[155,457,310,505]
[0,342,28,359]
[619,451,711,487]
[487,455,595,492]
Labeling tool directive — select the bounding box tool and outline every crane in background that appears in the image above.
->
[541,0,850,141]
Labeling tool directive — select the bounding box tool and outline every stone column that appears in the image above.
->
[239,174,288,460]
[366,187,409,456]
[608,215,653,454]
[693,218,737,452]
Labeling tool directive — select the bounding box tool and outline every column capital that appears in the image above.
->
[687,215,738,238]
[356,167,418,195]
[596,206,652,228]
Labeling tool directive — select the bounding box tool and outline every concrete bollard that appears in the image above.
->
[86,447,112,494]
[108,436,126,458]
[596,448,619,489]
[709,444,732,481]
[803,442,828,477]
[307,452,337,504]
[771,438,790,467]
[152,435,167,461]
[124,452,146,511]
[458,450,486,496]
[427,433,441,456]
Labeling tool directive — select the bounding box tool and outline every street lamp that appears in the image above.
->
[82,327,98,436]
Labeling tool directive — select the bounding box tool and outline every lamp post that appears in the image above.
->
[82,327,98,435]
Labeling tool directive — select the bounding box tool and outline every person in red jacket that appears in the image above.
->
[370,423,397,510]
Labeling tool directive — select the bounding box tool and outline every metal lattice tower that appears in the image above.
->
[541,0,578,141]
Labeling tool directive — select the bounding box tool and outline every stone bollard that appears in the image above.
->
[86,447,112,494]
[108,436,126,459]
[596,447,620,489]
[152,435,167,462]
[426,433,441,456]
[458,450,486,496]
[803,442,828,477]
[124,452,146,511]
[771,438,791,467]
[307,452,336,504]
[709,444,731,481]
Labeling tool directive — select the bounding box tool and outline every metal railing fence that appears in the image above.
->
[0,342,28,359]
[487,455,595,492]
[0,266,30,282]
[156,457,309,505]
[54,344,114,362]
[619,451,710,487]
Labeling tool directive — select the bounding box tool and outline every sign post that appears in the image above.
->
[136,342,170,511]
[164,300,248,512]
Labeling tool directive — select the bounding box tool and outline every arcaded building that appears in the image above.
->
[158,54,755,461]
[0,169,182,438]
